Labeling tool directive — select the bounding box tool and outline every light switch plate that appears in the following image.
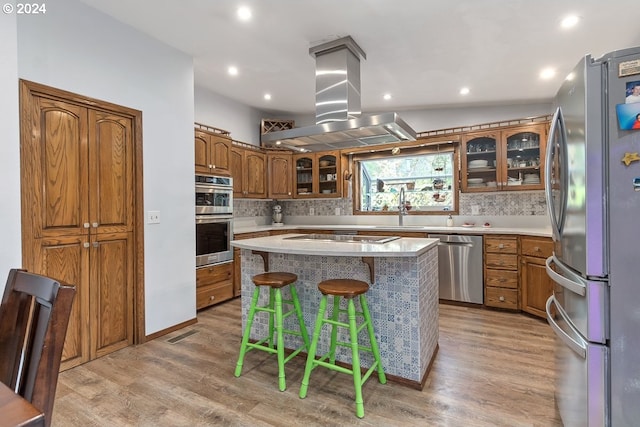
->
[148,211,161,224]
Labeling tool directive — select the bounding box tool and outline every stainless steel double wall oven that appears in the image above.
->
[195,174,233,267]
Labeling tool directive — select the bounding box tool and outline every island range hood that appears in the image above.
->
[261,36,417,152]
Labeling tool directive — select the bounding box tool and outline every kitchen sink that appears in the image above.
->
[284,234,401,244]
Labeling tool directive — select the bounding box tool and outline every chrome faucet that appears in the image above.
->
[398,187,407,226]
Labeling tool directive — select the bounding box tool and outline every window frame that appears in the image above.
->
[351,142,460,216]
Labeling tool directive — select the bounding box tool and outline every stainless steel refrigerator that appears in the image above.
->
[545,46,640,427]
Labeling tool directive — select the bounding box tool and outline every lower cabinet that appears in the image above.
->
[233,231,270,297]
[483,235,519,310]
[519,236,554,318]
[196,262,234,309]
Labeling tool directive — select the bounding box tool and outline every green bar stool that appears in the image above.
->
[299,279,386,418]
[234,272,310,391]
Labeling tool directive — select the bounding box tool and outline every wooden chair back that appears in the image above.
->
[0,268,76,427]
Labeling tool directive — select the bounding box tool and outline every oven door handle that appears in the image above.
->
[546,295,587,359]
[196,215,233,224]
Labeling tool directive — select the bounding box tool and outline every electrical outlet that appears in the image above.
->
[148,210,161,224]
[471,205,480,215]
[335,207,341,216]
[309,207,315,216]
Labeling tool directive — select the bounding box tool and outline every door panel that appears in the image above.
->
[91,232,134,359]
[245,152,266,197]
[230,148,244,197]
[35,98,89,239]
[89,110,134,234]
[194,131,210,173]
[38,235,91,370]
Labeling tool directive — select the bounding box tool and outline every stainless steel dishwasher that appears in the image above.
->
[428,234,483,304]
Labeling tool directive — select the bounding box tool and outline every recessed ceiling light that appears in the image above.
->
[383,94,392,101]
[561,15,580,29]
[264,93,272,101]
[228,66,238,76]
[539,67,556,80]
[237,6,252,21]
[459,87,470,95]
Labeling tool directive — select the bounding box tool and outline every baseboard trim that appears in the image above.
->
[145,317,198,341]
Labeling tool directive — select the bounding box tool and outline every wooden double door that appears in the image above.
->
[20,81,144,370]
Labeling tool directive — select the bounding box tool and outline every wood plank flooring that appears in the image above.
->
[52,299,562,426]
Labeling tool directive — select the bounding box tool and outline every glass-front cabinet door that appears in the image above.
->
[461,131,499,192]
[294,155,314,197]
[461,123,547,192]
[501,124,546,191]
[317,153,339,197]
[293,151,341,198]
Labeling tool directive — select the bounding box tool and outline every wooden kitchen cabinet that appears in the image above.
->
[484,235,519,310]
[195,126,232,175]
[230,143,267,198]
[461,123,547,192]
[520,236,554,318]
[21,91,138,370]
[293,151,342,198]
[268,151,293,199]
[233,231,270,296]
[196,262,234,309]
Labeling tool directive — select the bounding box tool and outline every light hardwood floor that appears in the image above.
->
[52,299,562,426]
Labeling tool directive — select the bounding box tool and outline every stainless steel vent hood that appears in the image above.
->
[261,36,416,152]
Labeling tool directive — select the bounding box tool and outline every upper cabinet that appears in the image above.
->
[293,151,342,198]
[230,143,267,199]
[268,152,293,199]
[461,123,547,192]
[194,126,232,176]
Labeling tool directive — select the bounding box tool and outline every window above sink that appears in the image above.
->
[351,143,459,215]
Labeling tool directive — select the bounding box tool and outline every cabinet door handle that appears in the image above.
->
[498,244,504,249]
[92,222,99,228]
[93,242,99,248]
[499,296,505,302]
[84,223,90,228]
[83,242,90,248]
[208,164,213,169]
[534,246,541,252]
[209,296,215,301]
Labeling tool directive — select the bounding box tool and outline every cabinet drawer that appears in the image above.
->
[196,262,233,288]
[520,237,553,258]
[196,282,233,309]
[485,253,518,269]
[485,237,518,254]
[485,287,518,310]
[485,269,518,289]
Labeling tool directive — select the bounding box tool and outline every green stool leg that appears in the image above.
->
[329,295,340,364]
[360,295,387,384]
[235,287,261,377]
[348,299,365,418]
[289,286,310,350]
[274,288,287,391]
[268,287,276,348]
[299,294,328,399]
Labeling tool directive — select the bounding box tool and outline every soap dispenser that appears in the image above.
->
[446,214,453,227]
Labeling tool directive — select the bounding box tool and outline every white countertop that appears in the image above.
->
[231,233,439,257]
[234,223,552,238]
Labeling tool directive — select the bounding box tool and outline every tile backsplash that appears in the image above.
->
[233,191,547,218]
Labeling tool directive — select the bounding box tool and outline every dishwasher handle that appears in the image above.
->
[437,241,474,247]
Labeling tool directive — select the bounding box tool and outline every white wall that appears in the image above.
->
[16,0,196,335]
[195,86,265,145]
[0,12,22,292]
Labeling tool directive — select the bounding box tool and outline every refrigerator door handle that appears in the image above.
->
[545,107,568,240]
[546,255,586,296]
[546,295,587,358]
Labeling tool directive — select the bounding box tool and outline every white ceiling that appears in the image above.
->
[79,0,640,116]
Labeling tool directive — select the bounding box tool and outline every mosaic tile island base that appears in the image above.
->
[233,235,439,388]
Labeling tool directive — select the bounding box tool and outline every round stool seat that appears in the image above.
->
[318,279,369,299]
[252,272,298,288]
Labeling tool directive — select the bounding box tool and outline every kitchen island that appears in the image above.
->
[231,233,439,389]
